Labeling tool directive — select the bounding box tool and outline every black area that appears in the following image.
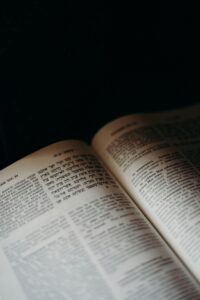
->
[0,1,200,169]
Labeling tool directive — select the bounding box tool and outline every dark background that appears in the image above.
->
[0,1,200,169]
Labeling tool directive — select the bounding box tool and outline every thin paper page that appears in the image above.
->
[92,104,200,282]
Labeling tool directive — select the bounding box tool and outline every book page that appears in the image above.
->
[92,103,200,283]
[0,140,199,299]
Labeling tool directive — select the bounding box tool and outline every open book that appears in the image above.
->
[1,104,200,300]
